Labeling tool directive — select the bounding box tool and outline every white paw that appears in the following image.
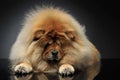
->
[59,64,75,78]
[14,63,33,74]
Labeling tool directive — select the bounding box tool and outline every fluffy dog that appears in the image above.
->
[9,7,100,80]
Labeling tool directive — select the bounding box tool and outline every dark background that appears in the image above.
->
[0,0,120,59]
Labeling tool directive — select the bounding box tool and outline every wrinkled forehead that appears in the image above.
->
[32,19,74,33]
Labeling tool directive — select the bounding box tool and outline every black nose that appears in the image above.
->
[52,50,58,56]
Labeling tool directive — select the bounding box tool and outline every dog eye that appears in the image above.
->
[33,37,39,41]
[65,31,75,40]
[38,30,45,34]
[33,30,45,41]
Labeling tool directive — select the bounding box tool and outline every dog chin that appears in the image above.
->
[43,55,61,62]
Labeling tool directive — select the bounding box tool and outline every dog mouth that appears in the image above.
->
[47,58,60,64]
[45,50,60,61]
[52,56,58,61]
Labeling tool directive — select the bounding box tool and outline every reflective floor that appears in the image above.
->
[0,59,119,80]
[10,73,85,80]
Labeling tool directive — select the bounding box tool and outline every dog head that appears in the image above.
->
[32,19,76,61]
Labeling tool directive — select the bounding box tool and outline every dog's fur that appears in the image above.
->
[9,7,100,80]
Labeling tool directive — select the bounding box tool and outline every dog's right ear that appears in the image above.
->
[33,30,45,41]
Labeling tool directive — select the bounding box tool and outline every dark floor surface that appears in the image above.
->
[0,59,119,80]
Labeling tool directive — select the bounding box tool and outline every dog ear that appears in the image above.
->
[65,31,75,41]
[33,30,45,41]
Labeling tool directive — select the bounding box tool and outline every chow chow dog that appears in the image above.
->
[9,6,100,80]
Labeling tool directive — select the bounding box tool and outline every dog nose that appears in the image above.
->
[52,50,58,56]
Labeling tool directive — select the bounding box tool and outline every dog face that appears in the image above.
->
[32,19,76,61]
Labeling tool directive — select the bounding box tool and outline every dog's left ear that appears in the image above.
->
[65,31,75,41]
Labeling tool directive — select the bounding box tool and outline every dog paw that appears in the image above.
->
[14,63,33,75]
[59,64,75,78]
